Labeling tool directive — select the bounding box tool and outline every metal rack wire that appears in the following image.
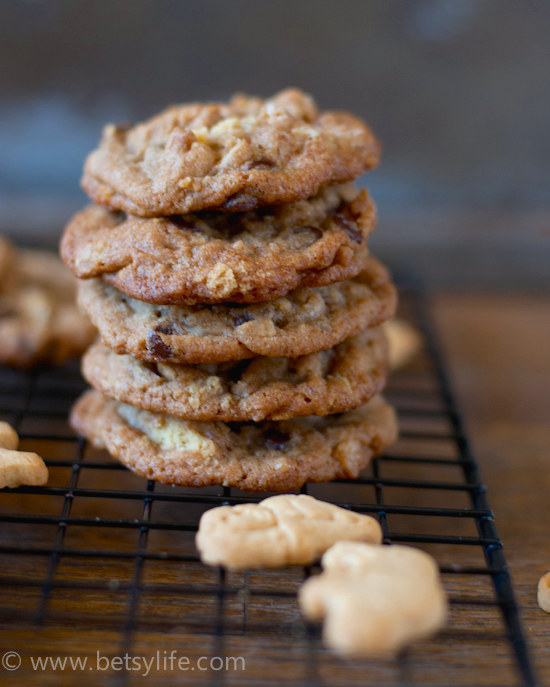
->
[0,285,536,686]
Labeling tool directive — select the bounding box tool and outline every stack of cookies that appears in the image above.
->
[61,89,398,492]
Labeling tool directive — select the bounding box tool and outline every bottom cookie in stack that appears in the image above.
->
[72,390,396,493]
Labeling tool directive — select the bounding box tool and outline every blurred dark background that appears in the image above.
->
[0,0,548,287]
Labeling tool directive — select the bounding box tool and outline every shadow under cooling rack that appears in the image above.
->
[0,286,536,687]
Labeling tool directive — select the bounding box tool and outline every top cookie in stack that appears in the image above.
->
[61,89,398,492]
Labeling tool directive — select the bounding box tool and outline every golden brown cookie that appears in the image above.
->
[71,391,398,492]
[82,327,388,422]
[81,89,380,216]
[77,255,397,364]
[61,185,375,305]
[0,237,96,368]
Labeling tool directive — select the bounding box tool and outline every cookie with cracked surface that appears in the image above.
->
[70,391,398,492]
[81,88,380,216]
[82,327,389,422]
[62,185,375,305]
[0,238,96,369]
[77,255,396,364]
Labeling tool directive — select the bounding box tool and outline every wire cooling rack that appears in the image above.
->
[0,285,536,687]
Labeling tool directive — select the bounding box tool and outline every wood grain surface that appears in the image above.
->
[433,292,550,687]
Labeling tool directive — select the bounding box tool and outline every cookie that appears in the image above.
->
[384,318,422,370]
[538,573,550,613]
[62,185,375,305]
[71,391,398,492]
[81,89,380,216]
[77,255,397,364]
[196,494,382,569]
[299,541,447,656]
[82,328,388,422]
[0,422,18,450]
[0,238,96,368]
[0,421,49,488]
[82,327,388,422]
